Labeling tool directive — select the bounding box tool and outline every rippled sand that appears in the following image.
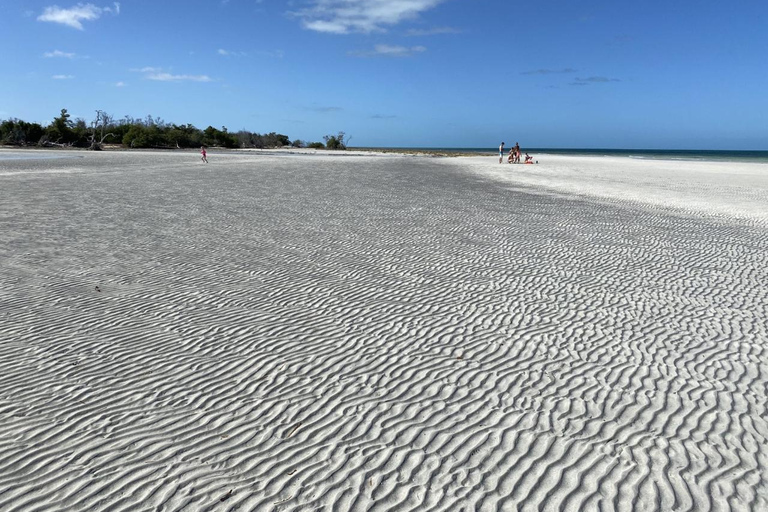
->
[1,149,767,511]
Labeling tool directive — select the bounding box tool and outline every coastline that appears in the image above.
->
[4,144,768,163]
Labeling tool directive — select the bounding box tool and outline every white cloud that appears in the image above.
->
[52,74,75,79]
[295,0,445,34]
[351,44,426,57]
[115,81,126,87]
[131,66,213,82]
[218,48,247,57]
[38,2,120,30]
[44,50,77,58]
[146,72,212,82]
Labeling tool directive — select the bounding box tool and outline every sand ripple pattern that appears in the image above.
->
[1,151,767,511]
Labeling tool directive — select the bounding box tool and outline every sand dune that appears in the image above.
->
[1,149,766,511]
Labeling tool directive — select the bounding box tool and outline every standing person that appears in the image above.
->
[514,142,521,163]
[499,142,505,164]
[201,146,208,163]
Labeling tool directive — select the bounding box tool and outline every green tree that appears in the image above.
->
[0,119,45,145]
[46,108,75,144]
[262,132,290,147]
[122,125,150,148]
[202,125,219,146]
[219,126,238,148]
[323,131,346,150]
[201,126,238,148]
[2,109,295,151]
[165,126,189,148]
[72,118,89,147]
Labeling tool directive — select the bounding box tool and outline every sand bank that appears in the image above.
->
[1,150,766,510]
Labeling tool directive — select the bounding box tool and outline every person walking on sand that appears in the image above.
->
[201,146,208,163]
[499,142,505,164]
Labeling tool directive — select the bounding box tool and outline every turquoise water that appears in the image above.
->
[405,148,768,163]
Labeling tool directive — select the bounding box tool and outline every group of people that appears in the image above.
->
[499,142,534,164]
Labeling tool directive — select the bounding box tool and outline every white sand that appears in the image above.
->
[1,149,766,511]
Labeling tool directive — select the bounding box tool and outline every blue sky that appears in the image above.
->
[1,0,767,149]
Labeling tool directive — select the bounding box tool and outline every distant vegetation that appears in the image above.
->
[0,108,346,151]
[323,132,348,150]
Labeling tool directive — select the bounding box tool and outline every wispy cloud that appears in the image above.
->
[350,44,426,57]
[570,76,621,85]
[52,74,75,79]
[115,81,126,87]
[132,66,161,73]
[522,68,620,86]
[43,49,90,59]
[294,0,445,34]
[307,106,343,113]
[405,26,461,36]
[131,66,212,82]
[521,68,577,75]
[254,49,285,59]
[44,50,77,58]
[38,2,120,30]
[218,48,248,57]
[146,73,212,82]
[370,114,397,119]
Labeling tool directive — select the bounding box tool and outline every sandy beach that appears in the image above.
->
[1,149,766,511]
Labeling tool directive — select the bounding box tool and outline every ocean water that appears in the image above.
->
[416,148,768,163]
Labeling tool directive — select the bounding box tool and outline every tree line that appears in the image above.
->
[0,108,347,151]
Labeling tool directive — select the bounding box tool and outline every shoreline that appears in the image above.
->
[5,144,768,163]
